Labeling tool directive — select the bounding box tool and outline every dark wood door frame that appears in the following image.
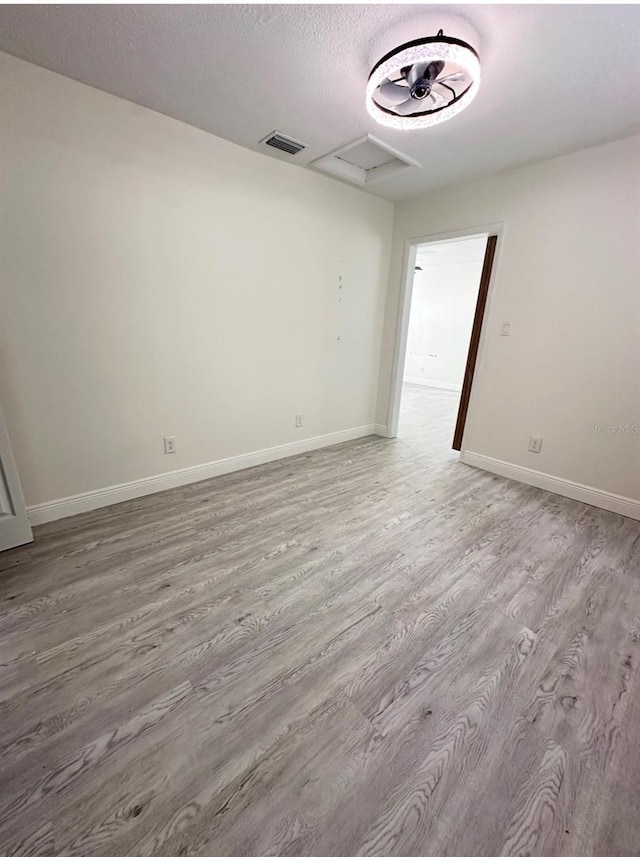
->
[452,234,498,451]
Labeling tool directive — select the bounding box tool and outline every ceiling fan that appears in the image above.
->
[366,30,481,129]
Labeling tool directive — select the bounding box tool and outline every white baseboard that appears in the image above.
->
[375,424,391,438]
[404,377,461,393]
[28,424,377,526]
[460,451,640,521]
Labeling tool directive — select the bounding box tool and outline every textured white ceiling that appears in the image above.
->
[0,4,639,201]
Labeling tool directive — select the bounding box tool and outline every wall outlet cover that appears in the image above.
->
[528,436,543,453]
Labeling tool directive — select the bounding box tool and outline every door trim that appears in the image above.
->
[452,234,498,450]
[0,401,33,551]
[385,222,505,449]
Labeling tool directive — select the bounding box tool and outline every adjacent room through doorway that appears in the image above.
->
[398,235,489,452]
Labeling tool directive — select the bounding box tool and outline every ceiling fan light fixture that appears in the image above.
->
[366,31,481,130]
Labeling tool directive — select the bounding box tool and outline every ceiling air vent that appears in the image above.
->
[260,131,307,156]
[311,134,419,186]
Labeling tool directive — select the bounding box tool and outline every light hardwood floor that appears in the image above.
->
[1,384,639,857]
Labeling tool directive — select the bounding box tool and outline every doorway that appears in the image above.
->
[388,228,500,453]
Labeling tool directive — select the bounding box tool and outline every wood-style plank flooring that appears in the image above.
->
[1,383,639,857]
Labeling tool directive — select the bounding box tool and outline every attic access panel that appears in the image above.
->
[311,134,419,186]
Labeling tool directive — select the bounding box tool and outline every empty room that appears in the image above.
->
[1,4,639,857]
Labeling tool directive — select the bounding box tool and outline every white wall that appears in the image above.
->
[378,135,640,503]
[403,240,486,391]
[0,53,394,510]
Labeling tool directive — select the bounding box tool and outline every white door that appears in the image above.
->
[0,402,33,552]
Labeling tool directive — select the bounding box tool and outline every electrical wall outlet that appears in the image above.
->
[500,321,511,336]
[528,436,543,453]
[163,436,177,454]
[295,414,303,428]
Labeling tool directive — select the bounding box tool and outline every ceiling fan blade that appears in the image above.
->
[393,97,422,115]
[407,60,445,86]
[423,60,445,82]
[392,91,445,115]
[436,72,466,84]
[407,61,431,86]
[377,78,411,106]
